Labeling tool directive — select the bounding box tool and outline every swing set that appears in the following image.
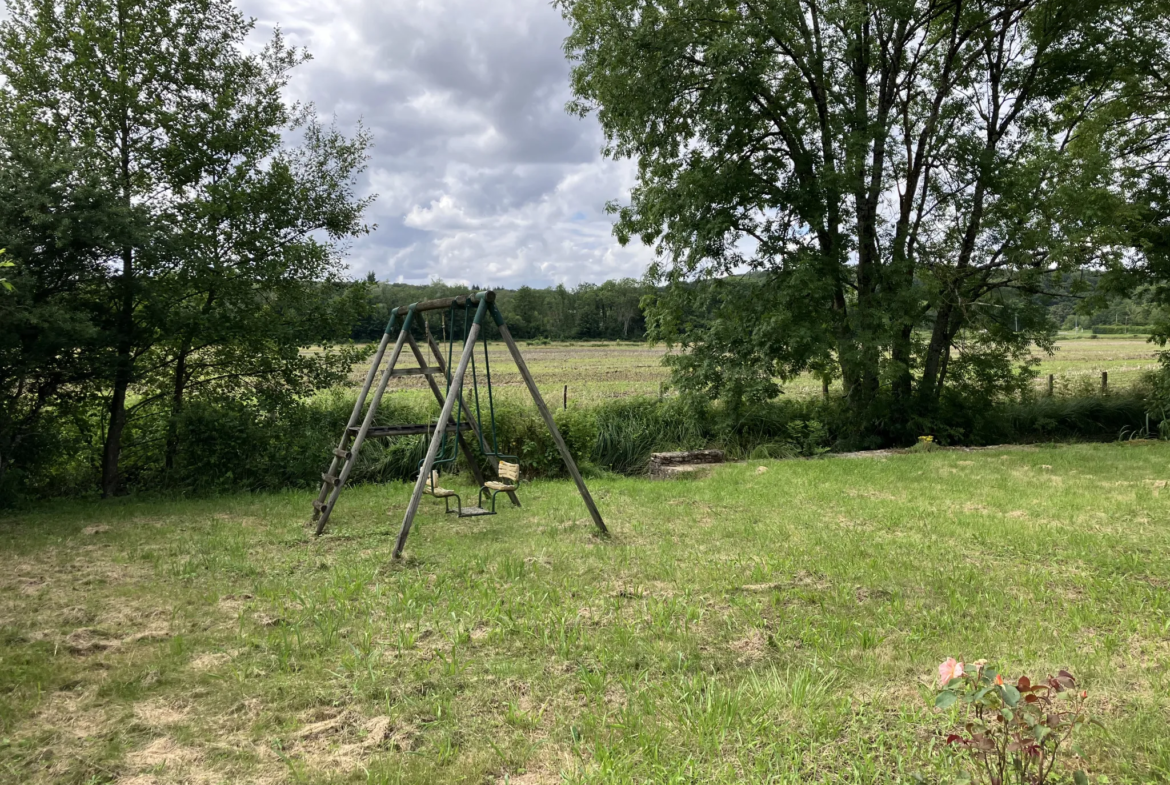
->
[309,291,606,558]
[421,296,519,517]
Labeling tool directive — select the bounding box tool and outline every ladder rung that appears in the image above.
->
[347,423,473,438]
[322,472,338,486]
[333,448,352,460]
[313,500,327,512]
[389,367,435,377]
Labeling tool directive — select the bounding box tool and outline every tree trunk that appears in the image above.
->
[918,301,963,406]
[164,345,188,472]
[101,244,135,497]
[103,98,136,498]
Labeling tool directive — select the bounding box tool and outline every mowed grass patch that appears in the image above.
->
[1,442,1168,784]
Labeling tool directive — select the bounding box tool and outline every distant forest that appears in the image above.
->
[349,273,1167,344]
[351,277,653,341]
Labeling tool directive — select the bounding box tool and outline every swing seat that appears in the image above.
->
[478,461,522,512]
[423,472,457,498]
[424,471,462,514]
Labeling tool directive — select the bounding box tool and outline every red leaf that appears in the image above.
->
[1017,676,1031,691]
[946,734,965,745]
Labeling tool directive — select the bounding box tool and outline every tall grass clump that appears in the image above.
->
[591,397,707,473]
[1002,394,1150,443]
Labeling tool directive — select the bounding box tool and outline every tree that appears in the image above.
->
[0,125,125,496]
[560,0,1166,434]
[0,0,373,494]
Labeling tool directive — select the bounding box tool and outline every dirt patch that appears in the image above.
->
[59,605,96,625]
[501,770,563,785]
[82,525,111,535]
[296,710,353,740]
[18,577,48,595]
[740,571,830,594]
[124,736,209,782]
[729,629,770,665]
[134,699,190,727]
[190,652,233,670]
[740,582,784,592]
[28,686,109,740]
[216,593,254,616]
[124,628,171,644]
[286,710,419,773]
[65,627,122,654]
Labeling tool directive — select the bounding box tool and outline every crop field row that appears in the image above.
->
[341,337,1161,408]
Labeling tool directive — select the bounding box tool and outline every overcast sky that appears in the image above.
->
[239,0,653,288]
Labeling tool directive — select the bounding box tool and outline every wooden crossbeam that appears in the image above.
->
[346,423,472,438]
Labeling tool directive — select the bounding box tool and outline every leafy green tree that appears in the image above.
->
[0,126,126,495]
[0,0,373,494]
[560,0,1165,434]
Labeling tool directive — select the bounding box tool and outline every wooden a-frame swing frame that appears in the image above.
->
[310,290,607,557]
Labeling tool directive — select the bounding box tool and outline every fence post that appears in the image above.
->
[1101,371,1108,395]
[563,384,568,410]
[1048,374,1054,396]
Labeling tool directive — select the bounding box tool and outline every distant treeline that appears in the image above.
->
[351,278,653,342]
[348,273,1169,346]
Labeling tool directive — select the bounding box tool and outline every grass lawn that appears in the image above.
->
[1,442,1168,784]
[343,337,1159,408]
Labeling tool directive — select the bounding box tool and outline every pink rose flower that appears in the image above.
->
[939,657,965,686]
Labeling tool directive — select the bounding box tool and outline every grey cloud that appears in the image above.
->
[240,0,652,287]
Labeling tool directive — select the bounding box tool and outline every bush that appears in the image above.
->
[1002,394,1149,443]
[3,379,1156,505]
[1091,325,1154,335]
[1142,354,1170,440]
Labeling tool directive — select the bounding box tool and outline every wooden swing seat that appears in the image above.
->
[423,472,457,498]
[482,461,520,492]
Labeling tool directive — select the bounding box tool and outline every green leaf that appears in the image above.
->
[1002,684,1022,707]
[936,691,959,709]
[1074,770,1089,785]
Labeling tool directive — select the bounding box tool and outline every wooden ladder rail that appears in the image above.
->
[313,308,416,535]
[310,330,392,529]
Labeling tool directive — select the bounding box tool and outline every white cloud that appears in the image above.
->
[239,0,654,286]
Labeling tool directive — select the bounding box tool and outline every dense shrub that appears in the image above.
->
[1,381,1155,507]
[1091,325,1154,335]
[1144,354,1170,440]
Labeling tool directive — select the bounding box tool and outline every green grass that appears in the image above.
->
[2,442,1169,783]
[340,337,1160,408]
